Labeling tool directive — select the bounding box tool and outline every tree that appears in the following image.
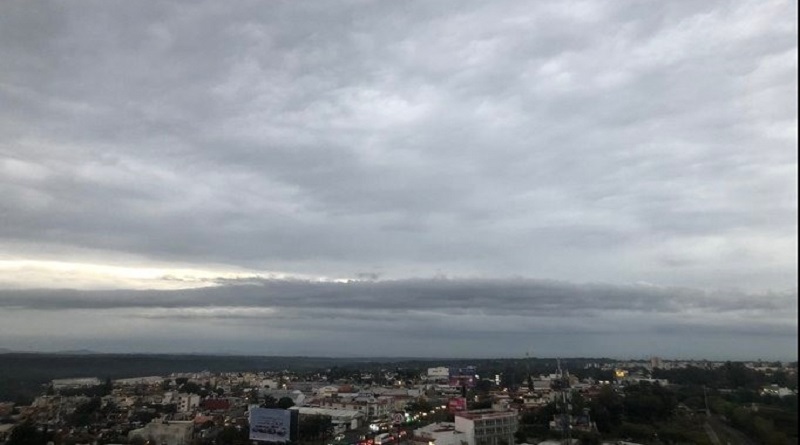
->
[260,394,277,407]
[216,425,249,445]
[278,397,295,409]
[570,391,587,416]
[470,399,492,410]
[299,414,333,441]
[475,378,494,393]
[7,423,50,445]
[130,410,158,424]
[407,398,433,414]
[575,431,601,445]
[619,382,677,424]
[68,397,102,426]
[182,382,202,395]
[589,386,623,433]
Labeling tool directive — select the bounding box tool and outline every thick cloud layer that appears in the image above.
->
[0,279,796,359]
[0,0,796,358]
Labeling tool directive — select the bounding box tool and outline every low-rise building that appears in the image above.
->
[454,410,517,445]
[290,406,365,434]
[128,420,194,445]
[163,392,201,413]
[51,377,102,389]
[413,422,467,445]
[760,385,796,397]
[115,376,164,386]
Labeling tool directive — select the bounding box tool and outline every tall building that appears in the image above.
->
[650,356,663,370]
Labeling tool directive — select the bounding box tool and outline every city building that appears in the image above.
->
[413,422,467,445]
[454,410,517,445]
[290,406,364,433]
[163,392,201,413]
[128,420,194,445]
[51,377,102,389]
[650,357,663,370]
[427,367,451,380]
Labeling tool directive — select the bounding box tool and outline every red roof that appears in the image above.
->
[201,399,231,411]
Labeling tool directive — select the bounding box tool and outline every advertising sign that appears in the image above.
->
[447,397,467,413]
[249,407,291,443]
[448,375,476,388]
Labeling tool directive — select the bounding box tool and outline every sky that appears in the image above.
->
[0,0,796,360]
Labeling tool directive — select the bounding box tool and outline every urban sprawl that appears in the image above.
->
[0,358,797,445]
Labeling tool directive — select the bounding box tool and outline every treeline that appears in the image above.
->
[653,362,797,390]
[517,382,712,444]
[709,396,796,444]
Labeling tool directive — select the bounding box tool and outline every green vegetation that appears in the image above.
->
[654,362,798,391]
[6,422,55,445]
[709,395,797,444]
[298,414,333,443]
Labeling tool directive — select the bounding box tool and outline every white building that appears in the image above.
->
[163,392,201,413]
[761,385,796,397]
[428,367,451,379]
[115,376,164,386]
[454,410,517,445]
[316,385,340,398]
[51,377,102,389]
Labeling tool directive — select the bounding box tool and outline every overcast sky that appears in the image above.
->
[0,0,796,359]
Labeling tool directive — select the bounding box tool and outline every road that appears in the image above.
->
[706,415,759,445]
[703,422,721,445]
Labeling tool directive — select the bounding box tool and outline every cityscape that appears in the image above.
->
[0,353,797,444]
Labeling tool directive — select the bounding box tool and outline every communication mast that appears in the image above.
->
[555,358,572,444]
[526,350,532,391]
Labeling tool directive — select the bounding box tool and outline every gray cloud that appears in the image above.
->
[0,278,795,359]
[0,0,796,357]
[0,278,793,313]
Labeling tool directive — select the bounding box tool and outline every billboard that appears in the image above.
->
[448,375,476,388]
[249,407,291,443]
[449,366,477,377]
[447,397,467,413]
[449,366,478,388]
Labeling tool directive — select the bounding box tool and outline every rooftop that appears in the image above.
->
[454,409,516,420]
